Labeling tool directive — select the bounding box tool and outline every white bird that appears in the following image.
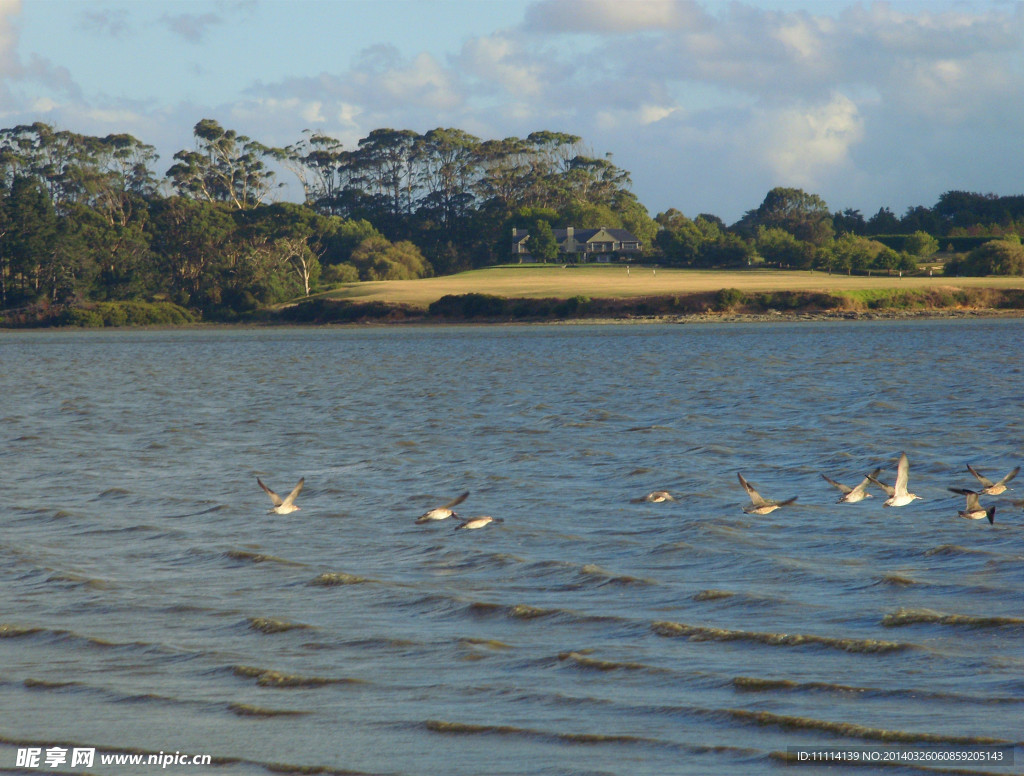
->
[867,453,922,507]
[821,468,881,503]
[630,490,676,503]
[737,473,797,514]
[948,488,996,524]
[965,464,1019,496]
[257,477,304,515]
[455,516,503,530]
[415,491,469,524]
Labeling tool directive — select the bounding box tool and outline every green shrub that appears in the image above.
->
[58,307,105,327]
[713,288,745,311]
[428,293,508,319]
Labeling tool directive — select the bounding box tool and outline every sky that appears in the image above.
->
[1,0,1023,223]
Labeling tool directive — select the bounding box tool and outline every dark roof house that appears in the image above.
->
[512,226,642,262]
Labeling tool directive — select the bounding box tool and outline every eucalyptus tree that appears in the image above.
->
[0,123,83,207]
[346,128,420,227]
[0,176,60,304]
[146,196,236,306]
[166,119,278,209]
[473,137,533,208]
[413,127,480,231]
[274,130,346,212]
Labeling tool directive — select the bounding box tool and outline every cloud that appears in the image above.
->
[160,12,223,43]
[525,0,705,33]
[0,0,20,76]
[752,93,864,188]
[81,7,131,38]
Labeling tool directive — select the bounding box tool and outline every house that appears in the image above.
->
[512,226,642,263]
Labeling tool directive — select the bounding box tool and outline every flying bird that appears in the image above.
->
[965,464,1019,496]
[415,491,469,524]
[867,453,922,507]
[630,490,676,503]
[257,477,304,515]
[948,488,996,524]
[737,473,797,514]
[821,468,881,503]
[455,516,503,530]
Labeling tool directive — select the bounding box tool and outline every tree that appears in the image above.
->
[655,209,704,266]
[0,176,60,303]
[866,207,899,234]
[349,236,430,280]
[275,130,346,211]
[166,119,278,209]
[414,128,480,231]
[957,238,1024,275]
[902,231,939,258]
[526,219,559,263]
[828,234,889,274]
[755,227,815,268]
[833,208,866,235]
[735,187,833,246]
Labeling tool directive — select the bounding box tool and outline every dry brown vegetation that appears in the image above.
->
[314,265,1024,309]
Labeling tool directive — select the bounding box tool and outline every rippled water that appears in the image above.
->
[1,321,1022,775]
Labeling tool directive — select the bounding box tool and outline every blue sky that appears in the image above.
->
[2,0,1023,222]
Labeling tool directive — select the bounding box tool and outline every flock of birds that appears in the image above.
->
[736,453,1018,524]
[255,454,1020,529]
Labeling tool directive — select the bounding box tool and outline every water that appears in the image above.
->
[1,321,1022,775]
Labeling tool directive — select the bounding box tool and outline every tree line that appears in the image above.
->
[1,120,1022,322]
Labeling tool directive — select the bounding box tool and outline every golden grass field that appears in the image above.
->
[315,265,1024,309]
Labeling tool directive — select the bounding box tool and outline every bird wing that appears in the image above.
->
[966,464,995,488]
[737,473,767,506]
[441,491,470,510]
[893,453,910,496]
[996,466,1020,487]
[281,477,305,508]
[949,487,981,510]
[821,474,852,494]
[850,468,882,496]
[773,496,798,508]
[257,478,284,507]
[867,473,894,497]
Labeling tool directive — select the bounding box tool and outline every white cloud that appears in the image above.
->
[160,12,223,43]
[460,33,549,98]
[525,0,706,32]
[754,94,864,188]
[0,0,21,76]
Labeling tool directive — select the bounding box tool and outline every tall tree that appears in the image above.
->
[736,187,833,246]
[166,119,278,209]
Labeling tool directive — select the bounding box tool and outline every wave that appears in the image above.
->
[882,608,1024,629]
[309,572,374,586]
[468,601,626,626]
[423,719,676,749]
[924,544,994,557]
[227,702,310,718]
[556,651,665,673]
[652,621,914,654]
[692,589,736,601]
[725,708,1015,746]
[731,675,1024,705]
[0,623,46,639]
[224,549,306,566]
[874,573,921,587]
[246,617,313,634]
[95,487,132,499]
[231,665,366,689]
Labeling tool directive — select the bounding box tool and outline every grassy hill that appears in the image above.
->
[312,264,1024,309]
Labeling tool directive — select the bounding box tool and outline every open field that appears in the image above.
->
[314,264,1024,309]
